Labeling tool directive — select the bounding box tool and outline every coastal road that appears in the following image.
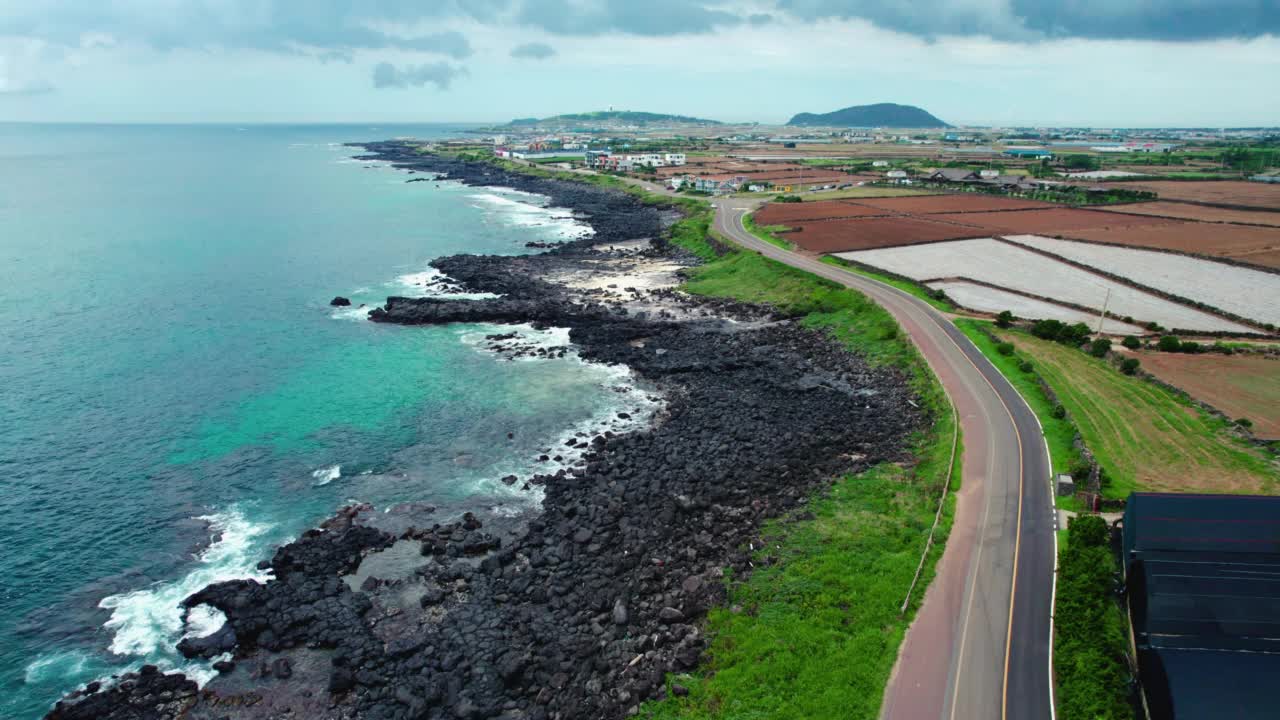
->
[711,198,1056,720]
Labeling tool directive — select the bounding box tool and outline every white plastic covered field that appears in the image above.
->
[927,281,1146,334]
[835,238,1256,333]
[1003,235,1280,327]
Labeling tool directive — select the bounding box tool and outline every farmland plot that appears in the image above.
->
[1004,235,1280,327]
[755,201,887,225]
[929,280,1145,334]
[836,238,1257,333]
[931,208,1177,234]
[1066,223,1280,269]
[1097,202,1280,227]
[785,216,983,253]
[1103,181,1280,211]
[851,195,1054,214]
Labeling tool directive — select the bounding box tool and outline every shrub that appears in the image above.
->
[1157,335,1181,352]
[996,342,1015,356]
[1147,321,1164,332]
[995,310,1015,328]
[1088,338,1112,358]
[1180,340,1202,354]
[1120,358,1140,375]
[1121,336,1140,350]
[1122,315,1135,324]
[1052,404,1067,419]
[774,194,802,203]
[1069,514,1110,548]
[1236,417,1254,429]
[1212,342,1234,355]
[1069,458,1092,480]
[1018,360,1034,373]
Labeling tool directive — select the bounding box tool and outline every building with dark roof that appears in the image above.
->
[1122,492,1280,719]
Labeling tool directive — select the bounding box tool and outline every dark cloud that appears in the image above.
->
[510,41,556,59]
[372,61,467,90]
[515,0,743,36]
[776,0,1280,41]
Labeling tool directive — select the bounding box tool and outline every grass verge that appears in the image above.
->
[742,214,792,250]
[642,200,958,720]
[1055,515,1131,720]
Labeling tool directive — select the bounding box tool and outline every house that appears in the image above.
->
[886,169,908,179]
[927,168,980,183]
[979,169,1000,179]
[872,160,890,168]
[1003,148,1053,159]
[663,153,687,166]
[667,177,689,190]
[692,174,746,194]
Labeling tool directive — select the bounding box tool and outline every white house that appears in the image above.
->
[886,169,908,178]
[664,153,687,166]
[872,160,890,168]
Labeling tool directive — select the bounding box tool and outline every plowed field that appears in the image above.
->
[785,217,984,253]
[755,201,889,225]
[1065,223,1280,269]
[851,195,1054,214]
[1102,181,1280,210]
[1135,352,1280,439]
[1096,202,1280,227]
[932,208,1179,234]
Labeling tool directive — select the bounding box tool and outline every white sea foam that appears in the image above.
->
[98,507,273,659]
[312,464,342,486]
[182,604,228,639]
[393,267,499,300]
[467,191,594,241]
[330,304,374,321]
[23,651,95,684]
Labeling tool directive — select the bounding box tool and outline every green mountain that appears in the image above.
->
[508,111,722,127]
[787,103,950,128]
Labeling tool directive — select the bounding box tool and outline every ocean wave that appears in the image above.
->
[466,191,594,241]
[98,507,274,659]
[393,267,500,300]
[312,464,342,486]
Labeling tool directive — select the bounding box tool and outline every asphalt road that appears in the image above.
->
[710,198,1056,720]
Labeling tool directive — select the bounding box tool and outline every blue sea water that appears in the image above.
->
[0,124,655,718]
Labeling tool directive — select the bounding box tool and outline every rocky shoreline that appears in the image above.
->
[48,143,925,720]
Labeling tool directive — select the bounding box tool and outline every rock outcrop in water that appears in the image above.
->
[48,142,925,720]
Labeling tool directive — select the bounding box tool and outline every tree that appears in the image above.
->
[1121,358,1141,375]
[997,342,1015,356]
[1121,336,1140,350]
[1157,335,1181,352]
[1089,338,1112,358]
[995,310,1015,328]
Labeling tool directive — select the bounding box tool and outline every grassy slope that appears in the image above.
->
[1005,330,1278,497]
[741,214,792,250]
[641,206,958,719]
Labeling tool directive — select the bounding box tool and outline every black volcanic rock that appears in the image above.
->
[329,296,351,306]
[788,102,950,128]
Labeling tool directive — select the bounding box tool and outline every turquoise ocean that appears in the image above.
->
[0,124,653,718]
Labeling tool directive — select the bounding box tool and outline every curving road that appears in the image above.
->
[711,198,1056,720]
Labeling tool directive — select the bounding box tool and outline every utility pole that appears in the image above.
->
[1096,287,1112,334]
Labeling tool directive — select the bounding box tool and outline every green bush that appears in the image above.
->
[1121,336,1140,350]
[1236,417,1254,429]
[1147,321,1164,332]
[996,342,1015,356]
[1088,338,1112,358]
[1120,358,1141,375]
[1018,360,1034,373]
[1212,342,1234,355]
[1055,515,1130,720]
[1179,340,1202,354]
[1157,335,1181,352]
[1031,319,1091,346]
[1052,404,1067,419]
[995,310,1015,328]
[774,194,802,203]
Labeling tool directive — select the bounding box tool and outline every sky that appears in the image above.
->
[1,1,1278,127]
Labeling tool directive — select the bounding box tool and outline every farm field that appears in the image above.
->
[850,194,1054,214]
[1065,223,1280,269]
[784,216,984,253]
[1097,201,1280,227]
[1000,331,1280,497]
[1004,235,1280,327]
[797,186,934,201]
[836,238,1257,333]
[929,281,1145,334]
[1134,352,1280,439]
[1102,180,1280,210]
[931,208,1179,234]
[754,200,889,224]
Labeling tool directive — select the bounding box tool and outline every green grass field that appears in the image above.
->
[741,214,792,250]
[642,200,959,720]
[800,186,933,201]
[1002,329,1278,498]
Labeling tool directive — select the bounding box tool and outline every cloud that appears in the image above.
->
[372,60,467,90]
[775,0,1280,41]
[515,0,745,36]
[510,41,556,59]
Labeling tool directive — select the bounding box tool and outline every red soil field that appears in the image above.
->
[1096,201,1280,227]
[1102,181,1280,211]
[755,201,889,225]
[850,195,1055,214]
[784,216,984,253]
[932,208,1180,234]
[1066,223,1280,269]
[1134,351,1280,439]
